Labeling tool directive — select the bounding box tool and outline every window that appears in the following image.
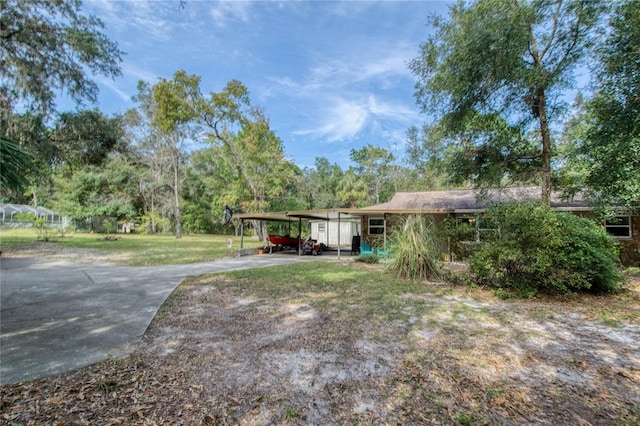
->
[368,218,385,235]
[456,217,475,226]
[318,223,326,232]
[605,216,631,238]
[456,215,498,242]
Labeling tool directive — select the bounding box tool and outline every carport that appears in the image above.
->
[235,209,360,259]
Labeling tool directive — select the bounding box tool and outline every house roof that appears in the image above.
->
[237,187,592,223]
[344,187,591,215]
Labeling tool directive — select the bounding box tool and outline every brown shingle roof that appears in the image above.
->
[359,186,590,213]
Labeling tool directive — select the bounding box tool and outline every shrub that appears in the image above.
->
[33,217,60,242]
[469,202,623,295]
[386,215,441,281]
[356,254,380,264]
[443,216,478,260]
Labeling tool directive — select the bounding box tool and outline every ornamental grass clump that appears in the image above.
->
[386,214,441,281]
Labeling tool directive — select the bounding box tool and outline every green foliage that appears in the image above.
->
[298,157,345,209]
[401,125,457,191]
[102,218,117,234]
[336,168,368,208]
[356,254,380,264]
[469,202,623,296]
[386,215,441,281]
[180,200,213,234]
[33,217,59,242]
[145,70,297,240]
[442,217,477,261]
[52,110,126,170]
[350,143,395,204]
[410,0,604,202]
[53,160,139,221]
[13,212,36,222]
[0,0,123,116]
[581,0,640,208]
[138,213,171,235]
[0,136,37,193]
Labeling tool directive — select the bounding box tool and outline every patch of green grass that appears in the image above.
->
[355,254,380,264]
[455,412,474,425]
[282,406,300,422]
[600,310,624,327]
[625,266,640,277]
[0,227,38,245]
[201,262,427,324]
[0,228,262,266]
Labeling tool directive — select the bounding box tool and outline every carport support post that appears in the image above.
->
[240,221,244,248]
[384,214,387,258]
[337,212,341,259]
[298,217,302,256]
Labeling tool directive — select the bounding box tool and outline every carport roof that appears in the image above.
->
[235,212,292,222]
[235,209,361,222]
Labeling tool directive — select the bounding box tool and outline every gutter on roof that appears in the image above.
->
[338,208,455,215]
[453,207,594,214]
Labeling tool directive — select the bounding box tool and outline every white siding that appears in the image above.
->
[311,220,360,247]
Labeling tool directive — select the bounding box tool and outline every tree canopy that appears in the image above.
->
[1,0,123,195]
[0,0,123,117]
[582,0,640,208]
[410,0,604,204]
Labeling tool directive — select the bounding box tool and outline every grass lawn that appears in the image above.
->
[0,228,263,266]
[1,255,639,424]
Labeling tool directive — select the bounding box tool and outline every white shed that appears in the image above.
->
[310,218,360,248]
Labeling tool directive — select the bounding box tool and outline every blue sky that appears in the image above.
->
[83,0,453,169]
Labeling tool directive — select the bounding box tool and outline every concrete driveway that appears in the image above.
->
[0,254,331,385]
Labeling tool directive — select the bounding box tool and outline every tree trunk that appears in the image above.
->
[173,151,182,239]
[251,219,267,245]
[536,87,552,206]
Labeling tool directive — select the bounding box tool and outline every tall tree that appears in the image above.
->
[312,157,344,208]
[410,0,603,204]
[0,0,123,117]
[128,80,191,238]
[152,70,296,242]
[1,0,123,198]
[350,144,394,204]
[53,155,140,227]
[50,109,125,173]
[337,168,368,208]
[582,0,640,208]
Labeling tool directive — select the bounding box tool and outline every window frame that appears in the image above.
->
[604,215,632,239]
[456,215,498,242]
[368,217,385,235]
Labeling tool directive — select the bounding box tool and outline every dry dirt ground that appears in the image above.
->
[1,250,639,425]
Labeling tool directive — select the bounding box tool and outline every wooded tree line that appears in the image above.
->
[1,0,638,237]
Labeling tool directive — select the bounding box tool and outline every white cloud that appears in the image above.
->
[366,94,419,123]
[95,76,131,102]
[208,1,251,27]
[122,64,159,84]
[360,46,415,83]
[294,97,368,143]
[87,0,173,42]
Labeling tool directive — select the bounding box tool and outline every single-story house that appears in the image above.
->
[236,187,638,265]
[343,186,639,266]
